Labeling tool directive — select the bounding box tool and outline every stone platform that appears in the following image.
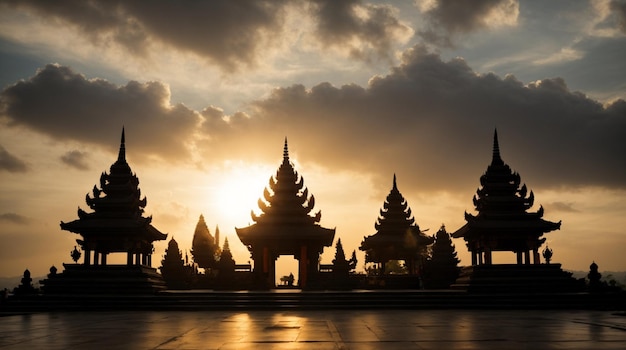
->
[40,264,166,294]
[4,289,624,312]
[453,264,585,293]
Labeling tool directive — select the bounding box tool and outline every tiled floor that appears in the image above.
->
[1,310,625,349]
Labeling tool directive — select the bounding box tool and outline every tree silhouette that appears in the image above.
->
[191,214,219,271]
[218,238,236,274]
[423,225,460,289]
[160,238,190,289]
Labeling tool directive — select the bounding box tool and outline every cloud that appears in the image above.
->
[2,47,626,197]
[0,145,28,172]
[310,0,412,62]
[236,45,626,193]
[0,212,29,224]
[0,64,201,162]
[417,0,519,47]
[60,150,90,170]
[548,202,580,213]
[611,0,626,33]
[1,0,288,72]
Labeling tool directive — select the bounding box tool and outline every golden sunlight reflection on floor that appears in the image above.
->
[4,310,624,349]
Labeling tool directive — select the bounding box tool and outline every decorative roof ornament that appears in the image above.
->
[491,128,504,166]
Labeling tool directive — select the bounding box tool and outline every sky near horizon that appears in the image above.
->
[1,0,625,279]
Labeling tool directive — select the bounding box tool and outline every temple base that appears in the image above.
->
[452,264,585,294]
[41,264,166,295]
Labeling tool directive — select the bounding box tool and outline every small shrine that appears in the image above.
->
[360,175,433,277]
[235,139,335,289]
[450,130,582,293]
[451,130,561,265]
[60,128,167,266]
[43,129,167,294]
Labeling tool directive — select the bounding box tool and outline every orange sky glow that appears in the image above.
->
[1,1,625,280]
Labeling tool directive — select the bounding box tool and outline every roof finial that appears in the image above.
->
[117,127,126,162]
[283,137,289,162]
[392,173,398,190]
[492,128,503,165]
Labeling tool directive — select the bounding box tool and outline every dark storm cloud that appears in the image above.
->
[0,212,29,224]
[611,0,626,33]
[237,45,626,193]
[310,0,411,61]
[418,0,518,47]
[0,64,200,161]
[0,0,287,72]
[60,150,90,170]
[0,145,28,173]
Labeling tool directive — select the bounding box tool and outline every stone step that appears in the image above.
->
[4,290,624,312]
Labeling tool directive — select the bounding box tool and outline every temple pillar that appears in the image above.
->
[471,251,477,266]
[101,253,107,266]
[533,249,540,265]
[524,250,531,265]
[135,253,141,265]
[263,247,269,274]
[299,245,308,288]
[478,251,483,265]
[93,252,99,266]
[127,252,133,265]
[147,254,152,267]
[269,256,276,288]
[142,254,148,266]
[484,249,492,265]
[517,251,523,265]
[84,249,91,265]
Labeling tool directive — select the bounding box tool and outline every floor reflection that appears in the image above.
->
[1,310,624,349]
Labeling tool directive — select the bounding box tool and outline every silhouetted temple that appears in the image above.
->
[360,175,433,276]
[236,139,335,289]
[451,130,581,293]
[43,129,167,294]
[451,130,561,265]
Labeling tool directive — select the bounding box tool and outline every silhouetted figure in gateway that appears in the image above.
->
[236,138,335,289]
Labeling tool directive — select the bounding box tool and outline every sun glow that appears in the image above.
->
[210,163,275,228]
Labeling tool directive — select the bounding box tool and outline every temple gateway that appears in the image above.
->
[236,139,335,289]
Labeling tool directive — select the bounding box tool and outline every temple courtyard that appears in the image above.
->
[1,309,625,349]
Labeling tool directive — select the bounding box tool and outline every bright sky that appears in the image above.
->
[1,0,625,279]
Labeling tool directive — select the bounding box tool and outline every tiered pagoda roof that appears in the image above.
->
[360,175,433,262]
[236,139,335,246]
[451,130,561,246]
[60,129,167,250]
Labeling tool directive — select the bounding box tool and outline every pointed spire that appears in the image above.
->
[283,137,289,163]
[215,225,220,247]
[392,173,398,191]
[117,127,126,162]
[491,128,504,166]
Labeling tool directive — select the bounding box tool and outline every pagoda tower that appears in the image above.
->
[235,139,335,289]
[43,129,167,294]
[60,128,167,267]
[360,174,433,276]
[451,130,561,265]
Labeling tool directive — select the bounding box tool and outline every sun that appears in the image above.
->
[211,163,274,227]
